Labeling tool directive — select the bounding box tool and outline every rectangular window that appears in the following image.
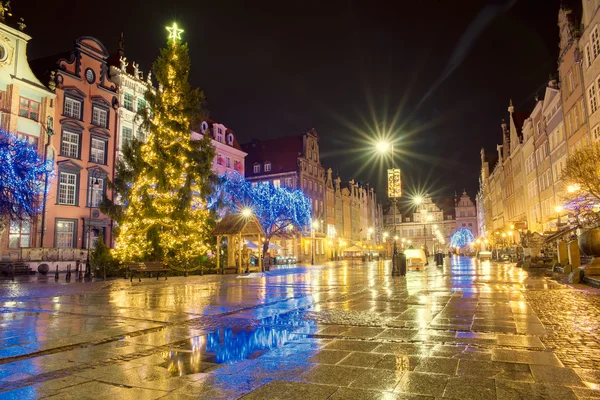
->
[285,177,293,187]
[136,127,147,142]
[253,164,260,173]
[594,125,600,141]
[9,219,31,248]
[593,27,600,59]
[90,138,106,164]
[587,44,592,68]
[217,154,223,165]
[61,131,79,158]
[121,126,133,148]
[264,163,271,172]
[55,220,75,248]
[58,172,77,205]
[123,93,134,111]
[88,177,104,207]
[19,97,40,121]
[591,84,599,115]
[273,179,280,188]
[226,157,231,168]
[137,98,146,112]
[92,107,108,128]
[309,181,313,191]
[64,97,82,119]
[16,133,39,150]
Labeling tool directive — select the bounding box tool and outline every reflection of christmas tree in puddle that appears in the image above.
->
[161,313,316,375]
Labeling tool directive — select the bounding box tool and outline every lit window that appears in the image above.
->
[593,125,600,141]
[64,97,82,119]
[273,179,280,188]
[61,131,79,158]
[253,164,260,173]
[592,27,600,59]
[9,219,31,248]
[16,133,39,150]
[19,97,40,121]
[123,93,134,111]
[55,220,75,248]
[217,154,223,165]
[264,162,271,172]
[92,107,108,128]
[589,84,598,114]
[90,138,106,164]
[58,172,77,205]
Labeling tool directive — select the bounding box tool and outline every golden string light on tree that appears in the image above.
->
[105,23,216,270]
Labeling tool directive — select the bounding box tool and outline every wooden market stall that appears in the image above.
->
[212,214,265,274]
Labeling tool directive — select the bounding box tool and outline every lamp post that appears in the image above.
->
[311,220,319,265]
[86,168,102,279]
[376,140,399,254]
[555,205,563,230]
[383,232,389,258]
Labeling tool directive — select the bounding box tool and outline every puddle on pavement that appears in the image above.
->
[160,312,316,376]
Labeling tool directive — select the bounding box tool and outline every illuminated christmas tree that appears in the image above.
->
[215,172,311,255]
[108,23,216,268]
[450,228,475,248]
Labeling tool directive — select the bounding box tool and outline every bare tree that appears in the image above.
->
[560,142,600,229]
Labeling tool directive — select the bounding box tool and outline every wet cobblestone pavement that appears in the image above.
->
[0,256,599,399]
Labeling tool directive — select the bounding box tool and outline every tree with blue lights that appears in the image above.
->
[0,129,52,250]
[450,228,475,248]
[215,172,311,256]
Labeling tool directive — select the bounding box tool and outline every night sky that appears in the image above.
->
[16,0,573,201]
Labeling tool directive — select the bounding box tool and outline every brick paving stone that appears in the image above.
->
[0,258,599,399]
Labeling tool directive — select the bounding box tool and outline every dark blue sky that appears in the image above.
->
[17,0,570,201]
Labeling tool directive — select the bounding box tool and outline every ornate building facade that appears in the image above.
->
[0,16,55,255]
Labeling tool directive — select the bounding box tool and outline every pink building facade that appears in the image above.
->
[40,37,118,250]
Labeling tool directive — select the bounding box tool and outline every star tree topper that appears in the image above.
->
[166,22,183,41]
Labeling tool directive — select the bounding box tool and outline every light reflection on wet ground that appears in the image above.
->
[0,256,599,399]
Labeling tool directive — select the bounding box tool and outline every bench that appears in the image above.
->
[126,262,168,282]
[0,262,32,280]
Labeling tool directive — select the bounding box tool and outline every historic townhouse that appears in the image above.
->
[108,36,153,162]
[538,83,561,231]
[476,148,495,238]
[192,119,246,176]
[559,8,589,153]
[455,191,478,237]
[382,195,457,252]
[0,17,55,255]
[581,0,600,143]
[34,37,118,250]
[242,129,326,263]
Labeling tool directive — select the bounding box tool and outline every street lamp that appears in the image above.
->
[376,140,399,254]
[87,168,102,279]
[555,205,563,229]
[311,220,319,265]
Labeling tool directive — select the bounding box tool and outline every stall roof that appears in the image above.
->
[212,214,265,236]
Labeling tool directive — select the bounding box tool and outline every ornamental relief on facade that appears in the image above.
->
[0,35,14,67]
